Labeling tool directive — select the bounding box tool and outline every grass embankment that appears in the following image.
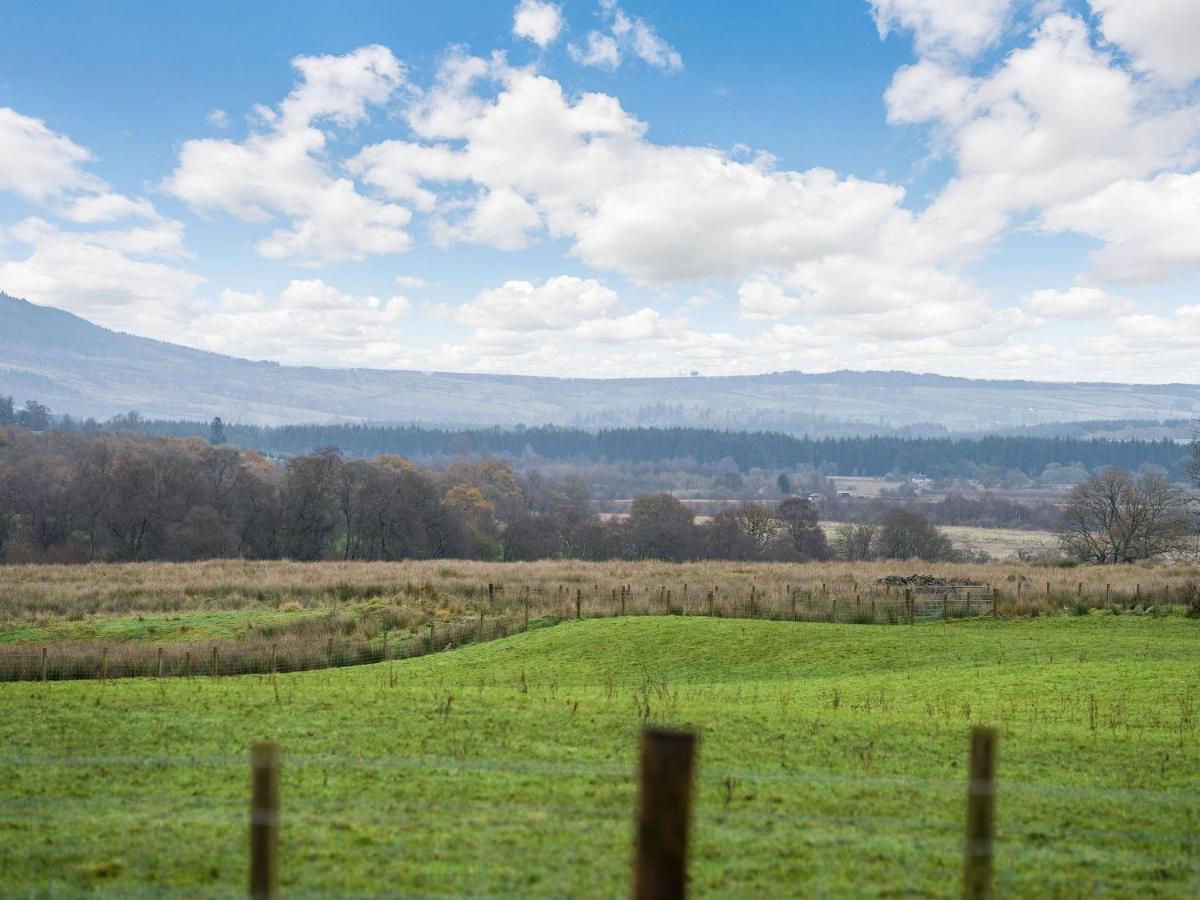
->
[1,614,1197,897]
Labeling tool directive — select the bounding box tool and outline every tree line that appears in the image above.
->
[0,425,977,565]
[2,396,1192,478]
[146,421,1193,477]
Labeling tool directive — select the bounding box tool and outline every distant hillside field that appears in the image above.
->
[2,293,1197,430]
[1,615,1195,896]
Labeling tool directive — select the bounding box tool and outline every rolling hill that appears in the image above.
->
[1,292,1197,430]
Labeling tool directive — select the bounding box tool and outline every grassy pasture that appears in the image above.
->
[2,558,1196,680]
[0,614,1197,897]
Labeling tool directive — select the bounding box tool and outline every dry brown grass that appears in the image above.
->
[2,557,1196,619]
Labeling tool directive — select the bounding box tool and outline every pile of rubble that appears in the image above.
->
[876,574,985,589]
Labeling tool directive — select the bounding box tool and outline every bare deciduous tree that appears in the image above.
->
[1057,468,1192,563]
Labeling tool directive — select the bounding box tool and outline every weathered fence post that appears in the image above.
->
[185,650,192,680]
[1105,583,1111,604]
[249,741,279,900]
[635,727,696,900]
[963,726,997,900]
[157,646,164,679]
[524,600,530,631]
[576,589,582,620]
[478,611,485,642]
[212,646,219,679]
[41,647,48,683]
[101,646,109,683]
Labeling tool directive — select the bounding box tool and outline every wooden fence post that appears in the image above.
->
[212,646,219,679]
[963,726,997,900]
[249,741,279,900]
[101,646,109,683]
[576,590,582,620]
[635,727,696,900]
[41,647,47,683]
[157,646,164,679]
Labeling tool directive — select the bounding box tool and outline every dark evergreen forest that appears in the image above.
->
[135,420,1192,478]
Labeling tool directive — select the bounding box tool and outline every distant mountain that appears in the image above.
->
[1,293,1197,430]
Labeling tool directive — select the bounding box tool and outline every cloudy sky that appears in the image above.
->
[1,0,1198,382]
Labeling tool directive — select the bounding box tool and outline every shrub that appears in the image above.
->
[1179,581,1200,618]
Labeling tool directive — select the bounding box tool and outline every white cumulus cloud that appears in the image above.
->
[163,45,413,266]
[1041,172,1200,284]
[1089,0,1200,86]
[0,107,104,203]
[568,1,682,72]
[456,275,618,331]
[1020,285,1132,319]
[870,0,1015,60]
[513,0,564,48]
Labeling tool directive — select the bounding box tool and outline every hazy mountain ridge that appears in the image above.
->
[2,293,1197,430]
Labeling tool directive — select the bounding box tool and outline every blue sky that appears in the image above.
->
[1,0,1198,382]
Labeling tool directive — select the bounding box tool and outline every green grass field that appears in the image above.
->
[1,613,1197,897]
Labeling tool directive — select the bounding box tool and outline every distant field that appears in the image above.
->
[828,476,1070,503]
[1,615,1197,896]
[819,522,1060,559]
